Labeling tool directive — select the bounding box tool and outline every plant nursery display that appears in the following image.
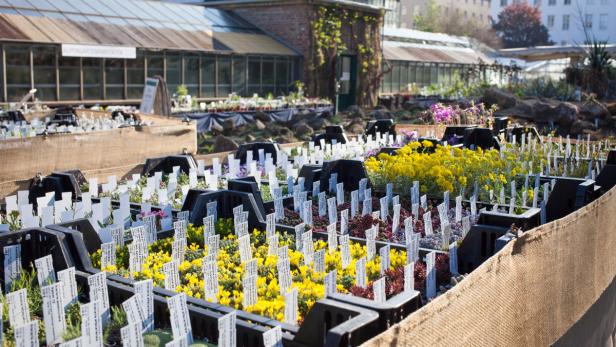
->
[90,217,450,325]
[0,257,215,347]
[0,112,150,140]
[198,93,332,113]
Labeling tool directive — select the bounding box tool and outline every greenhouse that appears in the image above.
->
[0,0,298,105]
[380,28,503,94]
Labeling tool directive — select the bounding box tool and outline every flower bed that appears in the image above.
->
[278,195,478,251]
[90,220,448,325]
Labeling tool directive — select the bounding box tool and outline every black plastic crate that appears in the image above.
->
[142,155,197,176]
[28,170,85,208]
[365,119,396,138]
[0,228,75,289]
[298,164,322,192]
[463,127,500,150]
[52,221,382,347]
[537,175,597,222]
[319,160,370,192]
[182,190,265,228]
[457,224,511,273]
[236,142,281,165]
[227,177,267,217]
[312,126,349,146]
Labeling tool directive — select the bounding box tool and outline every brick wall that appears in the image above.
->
[234,4,314,59]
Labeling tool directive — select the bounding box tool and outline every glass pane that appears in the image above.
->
[201,56,215,98]
[32,46,56,102]
[275,59,288,95]
[105,58,124,99]
[147,54,163,78]
[383,63,392,93]
[247,57,260,96]
[400,63,408,90]
[232,56,245,96]
[392,62,400,92]
[165,54,181,95]
[217,56,231,97]
[58,56,79,101]
[262,59,274,86]
[184,55,199,96]
[127,54,144,99]
[5,45,31,102]
[83,58,101,100]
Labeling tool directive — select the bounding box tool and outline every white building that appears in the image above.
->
[490,0,616,45]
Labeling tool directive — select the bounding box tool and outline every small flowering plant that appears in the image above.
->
[420,102,496,126]
[90,219,447,324]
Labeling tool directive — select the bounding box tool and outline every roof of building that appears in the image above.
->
[195,0,387,12]
[498,44,616,61]
[0,0,298,55]
[383,27,493,65]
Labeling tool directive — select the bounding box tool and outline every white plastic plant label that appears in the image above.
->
[87,272,110,323]
[242,275,258,307]
[101,242,116,270]
[120,322,144,347]
[163,260,181,291]
[380,245,390,275]
[57,267,78,309]
[284,287,298,325]
[202,260,219,303]
[324,269,337,297]
[122,294,147,331]
[41,282,67,344]
[426,252,437,299]
[355,257,366,288]
[404,262,415,292]
[14,320,38,347]
[218,311,236,347]
[80,301,103,347]
[167,293,193,344]
[373,277,386,303]
[7,288,30,328]
[263,326,283,347]
[134,279,154,332]
[4,244,22,292]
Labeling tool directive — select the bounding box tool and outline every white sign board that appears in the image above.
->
[61,44,136,59]
[139,78,159,114]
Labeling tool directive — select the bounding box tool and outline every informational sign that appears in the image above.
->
[139,78,159,114]
[61,44,136,59]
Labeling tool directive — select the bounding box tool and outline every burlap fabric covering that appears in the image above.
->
[363,184,616,347]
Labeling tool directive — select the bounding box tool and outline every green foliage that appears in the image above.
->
[103,306,128,344]
[585,40,612,72]
[62,303,82,342]
[143,330,215,347]
[508,78,576,101]
[176,84,189,98]
[413,0,441,32]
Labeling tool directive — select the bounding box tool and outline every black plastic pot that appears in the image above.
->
[312,126,349,146]
[28,170,85,208]
[365,119,396,138]
[142,155,197,176]
[235,142,281,165]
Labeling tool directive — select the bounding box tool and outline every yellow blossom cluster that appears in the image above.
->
[92,224,406,324]
[365,141,545,202]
